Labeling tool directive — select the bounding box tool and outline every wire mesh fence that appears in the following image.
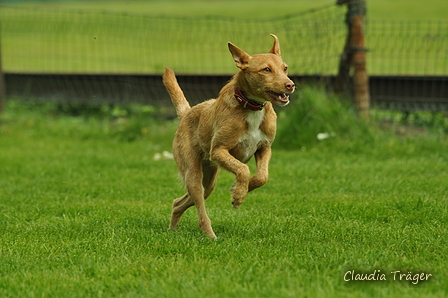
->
[368,20,448,75]
[1,4,447,110]
[1,4,346,75]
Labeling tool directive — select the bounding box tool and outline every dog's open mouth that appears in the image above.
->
[266,91,290,106]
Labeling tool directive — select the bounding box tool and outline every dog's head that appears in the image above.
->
[228,34,295,107]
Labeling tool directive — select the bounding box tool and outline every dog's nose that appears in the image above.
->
[285,81,295,92]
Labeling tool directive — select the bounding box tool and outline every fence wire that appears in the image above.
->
[1,4,345,75]
[368,20,448,75]
[1,4,447,110]
[2,5,447,75]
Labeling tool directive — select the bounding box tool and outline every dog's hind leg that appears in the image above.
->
[169,162,219,237]
[169,193,194,231]
[171,163,216,239]
[186,164,217,239]
[202,161,220,200]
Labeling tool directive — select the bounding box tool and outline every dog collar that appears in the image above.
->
[234,87,266,111]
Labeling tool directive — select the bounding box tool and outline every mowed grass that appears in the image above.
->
[1,97,448,297]
[8,0,448,20]
[2,0,448,75]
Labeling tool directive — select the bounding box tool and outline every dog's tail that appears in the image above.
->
[163,67,190,120]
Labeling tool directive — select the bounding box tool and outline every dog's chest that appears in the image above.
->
[236,111,269,163]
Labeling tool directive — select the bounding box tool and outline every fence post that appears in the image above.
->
[335,0,370,120]
[0,24,4,114]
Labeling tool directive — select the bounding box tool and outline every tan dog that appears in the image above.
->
[163,34,295,239]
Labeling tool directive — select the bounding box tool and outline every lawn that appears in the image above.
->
[1,96,447,297]
[1,0,447,75]
[6,0,448,20]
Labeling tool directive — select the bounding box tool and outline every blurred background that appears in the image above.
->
[1,0,447,110]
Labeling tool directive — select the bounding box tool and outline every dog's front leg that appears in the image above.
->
[210,147,250,209]
[249,146,272,192]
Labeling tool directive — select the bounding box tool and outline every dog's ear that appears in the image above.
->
[228,42,251,69]
[268,34,281,56]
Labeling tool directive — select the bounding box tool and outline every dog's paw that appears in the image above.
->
[231,197,244,209]
[230,180,248,209]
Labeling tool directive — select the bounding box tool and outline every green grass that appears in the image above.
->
[1,0,447,75]
[7,0,448,20]
[1,96,448,297]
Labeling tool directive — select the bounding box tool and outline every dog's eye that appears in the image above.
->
[284,66,288,72]
[263,67,271,72]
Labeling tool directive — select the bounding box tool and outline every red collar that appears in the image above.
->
[234,87,266,111]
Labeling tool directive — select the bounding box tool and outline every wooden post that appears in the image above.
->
[334,0,352,98]
[335,0,370,121]
[0,23,4,114]
[351,12,369,120]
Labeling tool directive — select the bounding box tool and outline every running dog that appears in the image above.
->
[163,34,295,239]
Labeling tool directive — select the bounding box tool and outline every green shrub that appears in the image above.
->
[2,98,177,145]
[275,85,374,150]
